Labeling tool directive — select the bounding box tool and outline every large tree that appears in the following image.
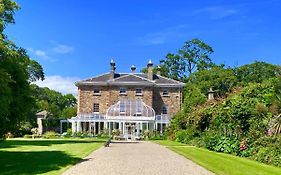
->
[159,53,186,80]
[0,0,44,139]
[178,38,214,75]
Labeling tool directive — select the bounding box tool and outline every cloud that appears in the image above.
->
[53,44,74,54]
[28,48,51,60]
[135,24,190,46]
[33,75,80,95]
[193,6,237,20]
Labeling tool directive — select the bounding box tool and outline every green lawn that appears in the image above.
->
[0,138,105,175]
[154,140,281,175]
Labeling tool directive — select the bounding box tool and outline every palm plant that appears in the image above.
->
[269,114,281,135]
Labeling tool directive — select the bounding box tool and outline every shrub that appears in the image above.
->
[250,136,281,167]
[43,131,59,139]
[204,135,240,154]
[112,129,120,136]
[175,129,195,144]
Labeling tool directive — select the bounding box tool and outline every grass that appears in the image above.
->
[0,138,105,175]
[154,140,281,175]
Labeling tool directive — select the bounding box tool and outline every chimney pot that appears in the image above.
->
[110,59,116,79]
[147,60,153,80]
[131,65,136,74]
[157,65,161,75]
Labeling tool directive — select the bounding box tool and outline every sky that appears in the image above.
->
[6,0,281,95]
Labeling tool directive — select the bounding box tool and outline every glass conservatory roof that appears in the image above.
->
[106,99,155,120]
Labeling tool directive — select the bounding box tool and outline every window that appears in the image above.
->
[120,101,125,113]
[136,100,142,114]
[162,105,168,114]
[162,89,169,96]
[119,87,127,95]
[135,88,142,95]
[93,103,99,113]
[93,88,100,95]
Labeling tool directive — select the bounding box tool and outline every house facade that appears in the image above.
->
[65,60,184,139]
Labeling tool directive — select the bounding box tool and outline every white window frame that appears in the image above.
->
[162,89,169,96]
[119,87,127,95]
[135,88,142,96]
[119,101,126,114]
[93,103,100,113]
[162,105,168,114]
[136,100,142,115]
[93,88,100,95]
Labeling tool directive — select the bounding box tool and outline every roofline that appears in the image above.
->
[76,81,184,87]
[75,72,185,87]
[76,81,155,86]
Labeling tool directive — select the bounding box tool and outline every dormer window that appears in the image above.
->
[135,88,142,96]
[120,87,127,95]
[93,88,100,95]
[162,89,169,96]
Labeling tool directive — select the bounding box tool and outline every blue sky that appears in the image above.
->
[6,0,281,94]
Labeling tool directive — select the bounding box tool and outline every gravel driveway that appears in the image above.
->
[62,141,214,175]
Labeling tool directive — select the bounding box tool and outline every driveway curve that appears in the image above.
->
[62,141,214,175]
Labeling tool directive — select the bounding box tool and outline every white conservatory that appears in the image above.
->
[60,99,171,139]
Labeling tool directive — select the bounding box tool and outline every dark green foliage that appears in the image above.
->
[168,60,281,167]
[234,61,281,85]
[178,38,214,74]
[159,53,186,80]
[141,38,214,81]
[187,65,237,97]
[31,84,77,119]
[0,1,45,139]
[250,136,281,167]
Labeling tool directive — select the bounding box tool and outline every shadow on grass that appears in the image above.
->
[0,139,105,149]
[0,150,81,175]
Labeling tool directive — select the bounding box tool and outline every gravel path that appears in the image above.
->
[62,141,214,175]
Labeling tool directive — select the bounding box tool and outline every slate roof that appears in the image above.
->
[76,72,184,87]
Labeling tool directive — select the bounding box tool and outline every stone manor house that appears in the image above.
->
[62,60,184,139]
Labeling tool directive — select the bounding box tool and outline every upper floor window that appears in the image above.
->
[162,105,168,114]
[135,88,142,96]
[93,103,99,113]
[93,88,100,95]
[119,87,127,95]
[162,89,169,96]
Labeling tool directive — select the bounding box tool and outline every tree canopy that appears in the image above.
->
[0,0,44,139]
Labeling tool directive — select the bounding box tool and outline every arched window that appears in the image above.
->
[162,105,168,114]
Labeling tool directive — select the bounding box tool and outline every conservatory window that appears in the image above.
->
[120,101,126,113]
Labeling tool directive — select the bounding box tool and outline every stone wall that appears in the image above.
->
[77,85,182,116]
[153,87,182,116]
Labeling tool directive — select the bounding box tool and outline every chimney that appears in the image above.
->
[131,65,136,74]
[110,59,116,80]
[147,60,153,80]
[208,88,215,100]
[156,65,161,76]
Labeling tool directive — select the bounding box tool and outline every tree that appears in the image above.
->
[234,61,281,85]
[0,0,44,139]
[30,84,77,119]
[187,65,237,97]
[178,38,214,75]
[159,53,186,80]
